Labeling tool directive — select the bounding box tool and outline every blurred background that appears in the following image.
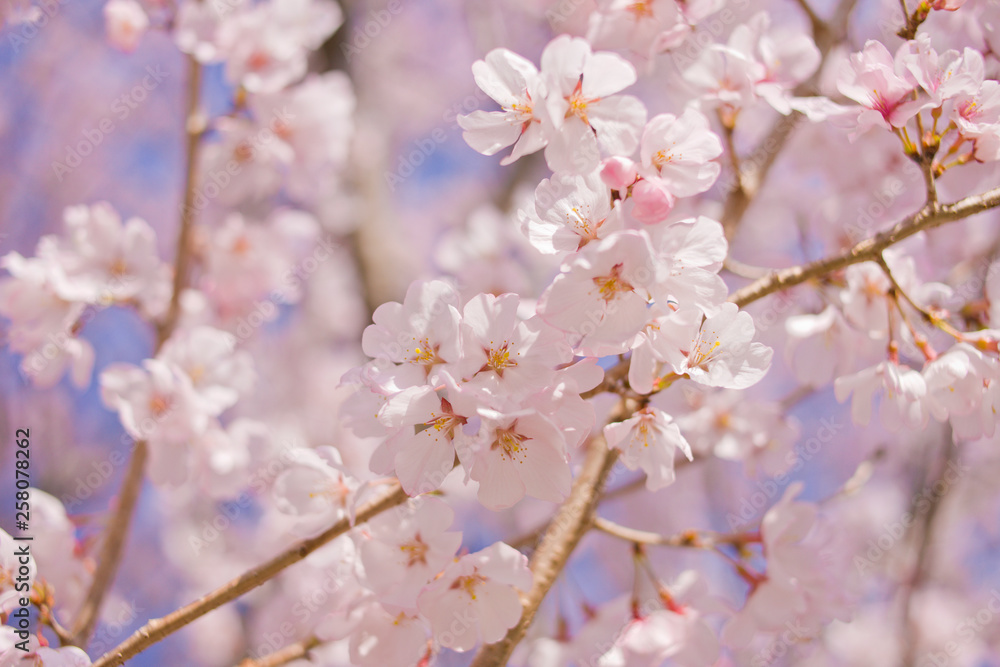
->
[2,0,1000,664]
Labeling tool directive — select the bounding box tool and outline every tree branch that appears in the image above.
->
[592,517,757,549]
[69,442,148,645]
[90,484,409,667]
[158,55,204,343]
[718,0,855,240]
[729,187,1000,308]
[71,54,205,647]
[898,429,957,667]
[469,425,624,666]
[236,636,321,667]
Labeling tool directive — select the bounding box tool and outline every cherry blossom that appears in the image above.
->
[587,0,690,62]
[459,406,572,509]
[0,252,94,388]
[458,48,549,166]
[676,303,773,389]
[539,35,648,174]
[10,4,1000,667]
[837,40,919,136]
[361,280,465,385]
[728,12,821,114]
[604,406,693,490]
[2,640,93,666]
[682,44,759,109]
[216,0,343,92]
[458,292,572,397]
[200,210,320,319]
[417,541,532,652]
[723,483,852,648]
[834,360,929,431]
[357,496,462,608]
[537,230,660,356]
[272,446,359,535]
[250,72,356,205]
[0,528,35,615]
[349,604,430,667]
[636,108,723,202]
[158,325,254,413]
[519,170,623,253]
[373,384,467,496]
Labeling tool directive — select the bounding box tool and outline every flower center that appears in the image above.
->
[592,263,634,302]
[689,336,722,368]
[491,425,529,462]
[149,394,170,417]
[565,79,593,124]
[233,142,254,163]
[652,148,679,170]
[411,338,442,366]
[628,1,653,17]
[399,534,430,567]
[247,49,271,72]
[484,343,517,376]
[450,572,488,600]
[109,258,129,278]
[308,475,352,507]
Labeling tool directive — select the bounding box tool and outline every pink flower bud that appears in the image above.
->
[599,157,638,191]
[630,179,676,224]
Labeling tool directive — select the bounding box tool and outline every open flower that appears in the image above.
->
[603,406,693,490]
[537,230,661,356]
[417,541,532,652]
[458,48,550,165]
[540,35,647,174]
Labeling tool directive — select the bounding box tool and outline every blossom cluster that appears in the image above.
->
[4,0,1000,664]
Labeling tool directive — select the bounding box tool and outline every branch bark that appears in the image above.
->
[592,517,757,549]
[91,484,409,667]
[729,187,1000,308]
[236,636,321,667]
[71,54,204,647]
[69,442,148,645]
[469,416,626,666]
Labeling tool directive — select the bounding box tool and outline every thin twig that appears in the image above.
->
[237,636,321,667]
[791,0,826,34]
[70,54,205,647]
[69,443,148,645]
[898,429,957,667]
[592,517,758,549]
[718,0,854,240]
[468,412,627,667]
[90,484,409,667]
[730,187,1000,308]
[724,256,773,280]
[158,55,204,343]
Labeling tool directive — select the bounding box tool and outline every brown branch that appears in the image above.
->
[719,112,800,240]
[792,0,826,35]
[90,484,409,667]
[592,517,757,549]
[69,442,148,645]
[158,55,204,343]
[730,186,1000,308]
[718,0,854,241]
[586,190,1000,403]
[898,429,957,667]
[469,425,624,666]
[71,54,205,647]
[237,636,321,667]
[723,256,773,280]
